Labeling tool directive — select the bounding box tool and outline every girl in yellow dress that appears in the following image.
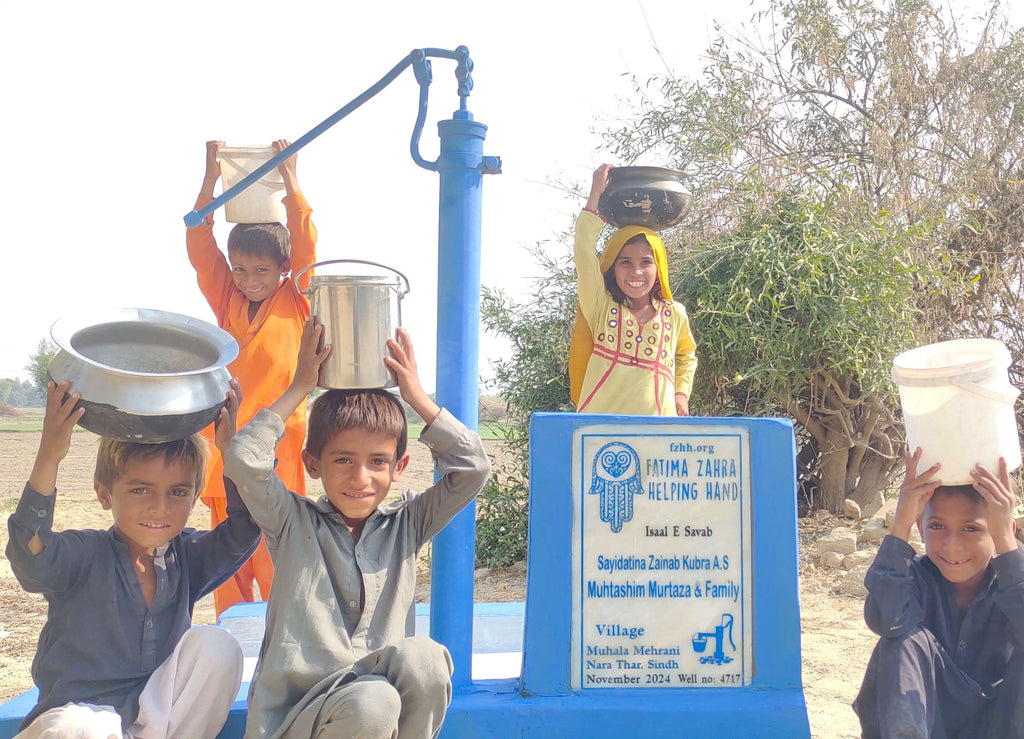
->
[568,164,697,415]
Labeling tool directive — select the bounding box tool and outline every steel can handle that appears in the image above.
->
[292,259,411,298]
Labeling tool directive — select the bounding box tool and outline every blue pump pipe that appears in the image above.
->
[428,111,500,688]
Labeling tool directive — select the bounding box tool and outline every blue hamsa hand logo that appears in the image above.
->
[588,442,643,533]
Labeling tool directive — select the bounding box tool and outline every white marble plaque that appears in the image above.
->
[570,424,753,689]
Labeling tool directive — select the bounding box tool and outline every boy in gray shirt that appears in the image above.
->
[224,319,491,738]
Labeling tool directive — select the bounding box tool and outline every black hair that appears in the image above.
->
[226,222,290,265]
[932,484,985,506]
[306,389,408,460]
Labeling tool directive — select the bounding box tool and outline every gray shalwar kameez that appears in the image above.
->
[224,408,490,739]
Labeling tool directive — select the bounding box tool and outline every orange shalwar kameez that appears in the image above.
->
[186,192,316,616]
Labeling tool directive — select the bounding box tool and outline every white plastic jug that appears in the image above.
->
[218,146,286,224]
[892,338,1021,484]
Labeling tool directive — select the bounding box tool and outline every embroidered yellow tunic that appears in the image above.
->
[573,210,697,415]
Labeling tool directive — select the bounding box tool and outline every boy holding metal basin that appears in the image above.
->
[186,138,317,616]
[223,319,490,738]
[6,380,260,738]
[568,164,698,416]
[853,446,1024,737]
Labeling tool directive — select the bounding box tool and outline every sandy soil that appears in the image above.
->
[0,425,874,738]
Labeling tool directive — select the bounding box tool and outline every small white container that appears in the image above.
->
[893,338,1021,484]
[218,146,286,224]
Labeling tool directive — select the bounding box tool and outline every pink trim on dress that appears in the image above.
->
[578,305,673,413]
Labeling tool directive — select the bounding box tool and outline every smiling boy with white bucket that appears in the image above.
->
[854,338,1024,738]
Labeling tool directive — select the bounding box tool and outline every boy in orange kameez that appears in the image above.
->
[185,139,316,616]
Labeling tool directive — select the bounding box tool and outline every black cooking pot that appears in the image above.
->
[598,166,691,230]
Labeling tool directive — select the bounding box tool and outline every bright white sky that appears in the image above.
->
[1,0,1015,390]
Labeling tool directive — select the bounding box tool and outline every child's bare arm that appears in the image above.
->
[273,139,299,196]
[268,317,332,423]
[971,457,1019,554]
[385,328,440,424]
[890,447,942,542]
[199,140,224,200]
[213,378,242,455]
[28,381,85,497]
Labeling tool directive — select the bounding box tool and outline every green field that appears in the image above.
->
[0,410,505,440]
[0,409,44,432]
[408,421,503,440]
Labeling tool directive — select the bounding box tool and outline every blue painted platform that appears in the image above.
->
[0,594,807,738]
[0,601,526,739]
[210,597,803,737]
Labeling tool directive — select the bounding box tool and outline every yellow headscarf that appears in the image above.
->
[569,225,673,404]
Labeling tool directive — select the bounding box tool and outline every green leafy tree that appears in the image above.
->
[474,423,531,568]
[597,0,1024,510]
[483,0,1024,513]
[476,242,576,565]
[0,378,45,407]
[25,338,58,395]
[481,243,577,420]
[17,379,46,407]
[681,188,933,510]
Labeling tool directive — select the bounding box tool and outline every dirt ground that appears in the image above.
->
[0,424,874,738]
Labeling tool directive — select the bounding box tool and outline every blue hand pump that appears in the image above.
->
[182,47,501,690]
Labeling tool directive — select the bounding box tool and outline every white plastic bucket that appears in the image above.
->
[218,146,286,224]
[893,338,1021,484]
